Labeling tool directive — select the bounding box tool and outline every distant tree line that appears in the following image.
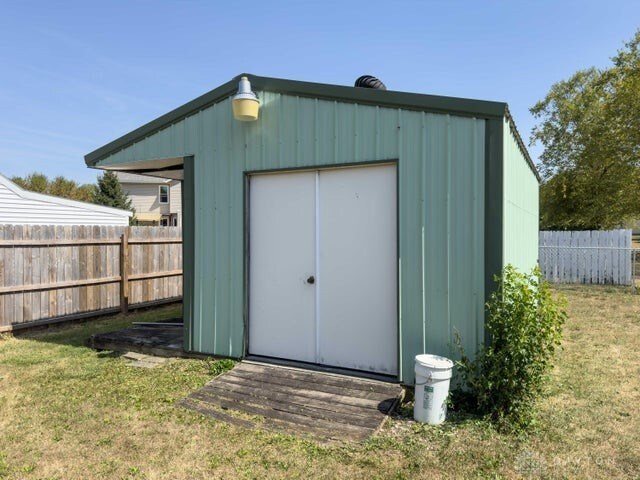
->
[531,29,640,230]
[12,172,95,203]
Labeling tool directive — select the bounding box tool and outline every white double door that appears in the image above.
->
[249,164,397,375]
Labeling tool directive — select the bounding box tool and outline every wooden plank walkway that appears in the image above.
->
[89,320,207,358]
[179,361,404,442]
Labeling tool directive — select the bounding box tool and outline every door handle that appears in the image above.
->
[306,275,315,285]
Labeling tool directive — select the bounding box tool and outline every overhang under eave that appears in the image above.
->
[96,156,185,181]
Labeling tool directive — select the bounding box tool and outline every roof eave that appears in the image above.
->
[85,73,509,167]
[85,77,239,166]
[504,105,541,183]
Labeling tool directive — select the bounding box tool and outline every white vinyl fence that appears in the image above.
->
[539,230,633,285]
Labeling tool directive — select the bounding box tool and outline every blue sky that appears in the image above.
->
[0,1,638,184]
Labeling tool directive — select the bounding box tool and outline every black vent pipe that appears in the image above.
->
[354,75,387,90]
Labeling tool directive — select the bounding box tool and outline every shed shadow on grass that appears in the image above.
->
[8,304,184,352]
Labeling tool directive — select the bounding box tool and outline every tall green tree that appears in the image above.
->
[93,171,135,217]
[11,172,96,203]
[531,30,640,230]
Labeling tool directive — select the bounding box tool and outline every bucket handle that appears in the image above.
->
[414,371,433,386]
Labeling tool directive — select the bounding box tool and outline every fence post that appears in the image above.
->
[120,227,130,313]
[633,249,637,292]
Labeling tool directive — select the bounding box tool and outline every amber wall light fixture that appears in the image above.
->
[231,76,260,121]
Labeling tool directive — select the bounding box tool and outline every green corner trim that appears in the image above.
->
[182,155,195,352]
[484,118,504,344]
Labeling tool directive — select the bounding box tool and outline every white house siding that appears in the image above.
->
[0,182,130,226]
[118,177,182,226]
[169,181,182,215]
[123,183,170,215]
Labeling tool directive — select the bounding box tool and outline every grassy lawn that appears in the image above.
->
[0,286,638,479]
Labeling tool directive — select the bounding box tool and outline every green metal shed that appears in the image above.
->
[85,74,539,384]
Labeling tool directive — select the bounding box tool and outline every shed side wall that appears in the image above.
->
[95,93,486,384]
[503,119,539,271]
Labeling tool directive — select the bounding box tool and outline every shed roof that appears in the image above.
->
[85,73,538,180]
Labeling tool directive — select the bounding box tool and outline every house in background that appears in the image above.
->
[0,173,131,226]
[115,172,181,226]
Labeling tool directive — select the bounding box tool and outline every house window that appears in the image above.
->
[160,217,169,226]
[159,185,169,204]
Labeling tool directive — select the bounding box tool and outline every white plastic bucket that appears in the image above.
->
[413,354,454,424]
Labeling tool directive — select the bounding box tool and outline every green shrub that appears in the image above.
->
[454,265,566,432]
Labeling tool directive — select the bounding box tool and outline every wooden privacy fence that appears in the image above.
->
[0,225,182,332]
[539,229,632,285]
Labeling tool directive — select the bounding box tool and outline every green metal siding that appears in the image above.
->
[503,119,539,272]
[95,92,486,384]
[85,74,507,166]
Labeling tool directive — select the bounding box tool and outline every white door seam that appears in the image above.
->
[314,170,321,364]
